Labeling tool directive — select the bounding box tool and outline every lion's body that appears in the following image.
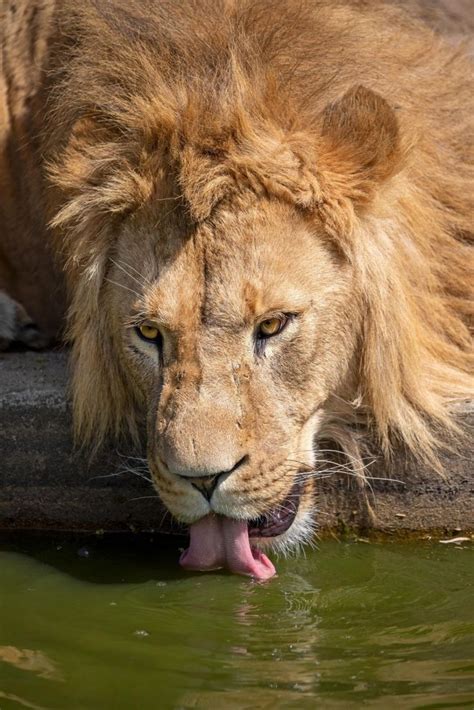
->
[1,0,473,564]
[0,0,65,343]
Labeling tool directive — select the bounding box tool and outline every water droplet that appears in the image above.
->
[133,629,150,637]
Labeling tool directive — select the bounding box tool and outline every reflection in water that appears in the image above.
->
[0,538,472,709]
[224,573,322,700]
[0,646,62,681]
[0,691,49,710]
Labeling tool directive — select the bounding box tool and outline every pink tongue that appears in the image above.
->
[179,515,276,580]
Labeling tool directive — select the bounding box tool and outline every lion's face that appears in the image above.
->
[53,77,405,577]
[108,197,360,562]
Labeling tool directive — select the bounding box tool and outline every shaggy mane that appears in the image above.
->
[46,0,473,471]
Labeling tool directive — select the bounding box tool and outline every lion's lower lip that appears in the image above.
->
[247,479,303,538]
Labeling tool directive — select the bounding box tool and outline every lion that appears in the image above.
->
[1,0,473,579]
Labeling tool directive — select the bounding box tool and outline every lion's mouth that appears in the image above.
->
[247,479,303,538]
[179,479,303,580]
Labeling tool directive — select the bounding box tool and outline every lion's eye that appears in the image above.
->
[257,316,287,339]
[136,324,161,342]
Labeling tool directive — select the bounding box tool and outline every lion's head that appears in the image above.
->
[47,0,473,578]
[111,196,362,576]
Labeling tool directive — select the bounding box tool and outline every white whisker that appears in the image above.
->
[89,465,152,484]
[105,278,142,299]
[110,258,150,289]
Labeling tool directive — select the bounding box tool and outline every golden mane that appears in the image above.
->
[46,0,473,470]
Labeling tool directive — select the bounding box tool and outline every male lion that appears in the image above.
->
[1,0,473,579]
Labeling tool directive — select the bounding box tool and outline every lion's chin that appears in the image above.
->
[179,480,314,581]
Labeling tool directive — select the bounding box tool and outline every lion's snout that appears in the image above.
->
[173,456,248,501]
[157,403,246,481]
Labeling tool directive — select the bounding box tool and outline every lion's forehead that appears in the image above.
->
[137,202,335,330]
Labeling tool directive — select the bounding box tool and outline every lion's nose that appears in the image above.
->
[176,456,247,501]
[187,473,220,501]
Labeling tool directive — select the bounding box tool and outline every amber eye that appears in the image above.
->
[257,316,287,339]
[136,323,161,342]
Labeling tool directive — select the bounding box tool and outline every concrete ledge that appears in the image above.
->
[1,351,473,536]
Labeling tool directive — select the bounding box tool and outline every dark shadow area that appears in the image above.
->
[0,531,190,584]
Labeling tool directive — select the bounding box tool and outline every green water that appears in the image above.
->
[0,536,472,709]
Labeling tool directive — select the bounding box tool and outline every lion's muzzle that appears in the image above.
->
[181,455,248,501]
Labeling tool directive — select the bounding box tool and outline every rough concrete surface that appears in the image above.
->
[0,351,473,537]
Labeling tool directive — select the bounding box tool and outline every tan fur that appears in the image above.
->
[1,1,473,542]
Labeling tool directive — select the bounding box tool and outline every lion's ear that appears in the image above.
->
[317,85,401,208]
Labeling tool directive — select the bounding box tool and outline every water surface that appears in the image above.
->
[1,536,472,709]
